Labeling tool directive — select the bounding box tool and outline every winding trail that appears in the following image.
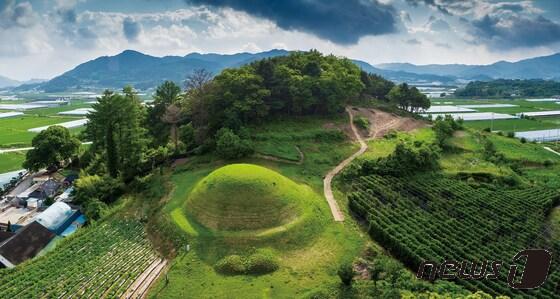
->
[323,107,368,222]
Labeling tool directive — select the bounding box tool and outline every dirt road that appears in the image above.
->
[323,107,368,222]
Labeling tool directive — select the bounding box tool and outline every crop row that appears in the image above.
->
[349,175,559,299]
[0,219,158,299]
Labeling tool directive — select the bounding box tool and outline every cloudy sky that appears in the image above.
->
[1,0,560,81]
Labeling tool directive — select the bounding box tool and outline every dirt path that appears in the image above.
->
[323,107,368,222]
[254,145,304,165]
[123,258,168,299]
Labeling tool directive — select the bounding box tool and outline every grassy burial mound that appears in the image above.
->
[184,164,321,237]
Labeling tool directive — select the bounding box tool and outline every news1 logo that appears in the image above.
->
[416,249,553,289]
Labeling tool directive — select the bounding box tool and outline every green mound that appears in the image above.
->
[185,164,313,232]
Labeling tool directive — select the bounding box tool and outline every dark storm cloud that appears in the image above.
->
[185,0,398,45]
[471,15,560,49]
[123,17,141,41]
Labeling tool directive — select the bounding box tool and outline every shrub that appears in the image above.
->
[215,250,280,275]
[337,262,354,286]
[215,128,254,159]
[496,131,503,136]
[361,141,440,176]
[246,250,279,274]
[83,199,108,220]
[544,159,554,167]
[73,174,123,204]
[215,255,246,275]
[353,117,369,130]
[483,127,491,132]
[507,131,515,138]
[520,137,527,143]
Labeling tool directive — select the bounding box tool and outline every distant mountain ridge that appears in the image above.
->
[0,77,47,89]
[16,49,460,92]
[19,50,292,92]
[15,50,560,92]
[0,75,21,89]
[376,52,560,80]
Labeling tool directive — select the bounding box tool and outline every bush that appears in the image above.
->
[215,250,280,275]
[215,128,254,159]
[246,250,279,274]
[496,131,503,136]
[83,198,108,220]
[215,255,246,275]
[337,262,354,286]
[544,159,554,167]
[73,174,123,204]
[353,117,369,130]
[483,127,491,132]
[507,131,515,138]
[361,141,440,176]
[520,137,527,143]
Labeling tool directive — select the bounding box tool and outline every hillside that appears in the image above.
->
[377,52,560,80]
[0,75,20,89]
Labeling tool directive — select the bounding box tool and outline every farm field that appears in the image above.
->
[0,219,159,298]
[0,151,26,173]
[348,174,559,298]
[463,118,559,132]
[0,115,78,148]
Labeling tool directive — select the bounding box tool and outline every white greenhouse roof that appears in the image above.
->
[0,112,24,119]
[422,112,517,121]
[457,104,518,108]
[28,119,88,133]
[515,129,560,142]
[525,98,560,102]
[517,111,560,117]
[421,105,476,113]
[35,202,73,231]
[57,108,94,116]
[0,104,48,110]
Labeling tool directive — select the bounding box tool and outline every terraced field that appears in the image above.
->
[0,219,160,298]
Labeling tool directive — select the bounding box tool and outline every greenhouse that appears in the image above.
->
[421,112,516,121]
[0,112,24,119]
[420,105,475,113]
[36,202,74,232]
[515,129,560,142]
[28,119,89,133]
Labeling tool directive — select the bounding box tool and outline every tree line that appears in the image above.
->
[455,79,560,98]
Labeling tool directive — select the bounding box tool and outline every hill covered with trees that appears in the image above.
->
[455,79,560,98]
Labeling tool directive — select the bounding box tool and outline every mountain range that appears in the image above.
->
[6,50,560,92]
[0,76,46,89]
[376,52,560,81]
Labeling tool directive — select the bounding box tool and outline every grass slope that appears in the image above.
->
[186,164,315,232]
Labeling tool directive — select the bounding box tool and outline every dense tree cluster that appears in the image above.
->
[432,115,463,149]
[23,126,80,171]
[386,83,431,113]
[455,79,560,97]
